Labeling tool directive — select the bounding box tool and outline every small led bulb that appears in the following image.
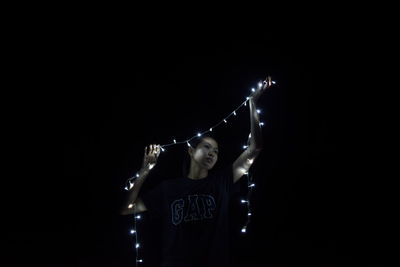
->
[258,82,262,88]
[247,158,254,164]
[209,128,213,132]
[241,227,247,233]
[224,119,227,123]
[173,139,176,143]
[197,133,201,137]
[130,229,136,234]
[135,243,140,248]
[257,109,261,114]
[135,215,141,219]
[251,88,255,92]
[233,111,236,116]
[272,81,276,84]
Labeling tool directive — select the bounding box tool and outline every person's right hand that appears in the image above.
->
[142,144,161,170]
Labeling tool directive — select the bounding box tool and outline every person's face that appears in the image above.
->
[189,137,219,170]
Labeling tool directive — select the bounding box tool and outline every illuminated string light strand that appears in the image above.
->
[131,213,143,266]
[240,169,256,234]
[124,78,276,264]
[158,80,275,151]
[160,99,247,150]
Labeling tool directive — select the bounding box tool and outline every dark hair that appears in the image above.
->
[181,133,219,177]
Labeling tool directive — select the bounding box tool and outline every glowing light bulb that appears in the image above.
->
[243,145,248,149]
[241,227,247,233]
[130,229,136,234]
[136,173,139,178]
[247,158,254,164]
[137,259,143,263]
[124,186,128,190]
[160,147,165,152]
[258,82,262,88]
[257,109,261,114]
[187,142,191,147]
[233,111,236,116]
[148,163,155,170]
[128,204,134,209]
[241,199,248,203]
[197,133,201,137]
[259,122,264,126]
[249,183,256,187]
[224,119,227,123]
[135,215,141,219]
[136,243,140,248]
[251,88,255,92]
[173,139,176,143]
[248,212,252,216]
[209,128,213,132]
[272,81,276,84]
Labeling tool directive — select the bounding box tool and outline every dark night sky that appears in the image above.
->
[5,18,394,267]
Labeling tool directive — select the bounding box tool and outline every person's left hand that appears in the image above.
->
[250,75,273,103]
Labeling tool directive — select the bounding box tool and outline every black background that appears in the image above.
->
[4,12,395,267]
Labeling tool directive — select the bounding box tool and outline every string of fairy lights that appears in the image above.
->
[124,79,275,265]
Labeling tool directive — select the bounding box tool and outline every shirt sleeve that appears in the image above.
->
[140,182,165,220]
[216,165,241,196]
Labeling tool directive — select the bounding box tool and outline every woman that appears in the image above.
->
[120,76,273,267]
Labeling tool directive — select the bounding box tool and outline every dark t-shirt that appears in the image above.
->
[140,165,240,267]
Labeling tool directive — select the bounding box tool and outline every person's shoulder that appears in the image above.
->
[160,176,183,186]
[211,165,232,178]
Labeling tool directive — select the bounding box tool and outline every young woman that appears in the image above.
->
[120,76,273,267]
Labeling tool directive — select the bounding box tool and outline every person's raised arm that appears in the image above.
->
[232,76,273,183]
[120,144,160,215]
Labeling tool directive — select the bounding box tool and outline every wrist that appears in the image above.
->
[249,96,258,104]
[140,167,150,175]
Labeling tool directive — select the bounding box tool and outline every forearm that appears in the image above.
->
[120,167,151,214]
[248,98,263,151]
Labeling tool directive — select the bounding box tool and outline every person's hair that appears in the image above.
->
[181,133,219,177]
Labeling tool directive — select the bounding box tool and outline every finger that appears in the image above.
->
[263,76,271,88]
[263,76,269,88]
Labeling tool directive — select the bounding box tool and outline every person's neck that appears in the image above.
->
[187,164,208,180]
